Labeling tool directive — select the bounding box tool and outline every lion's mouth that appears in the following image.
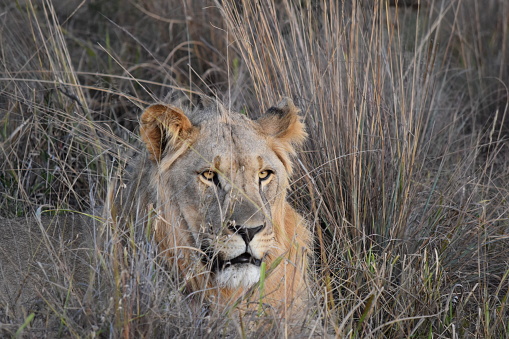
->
[205,252,262,272]
[224,253,262,267]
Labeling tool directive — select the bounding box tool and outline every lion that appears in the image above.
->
[118,96,311,314]
[0,97,311,321]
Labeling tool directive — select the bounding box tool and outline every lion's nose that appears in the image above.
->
[228,224,265,244]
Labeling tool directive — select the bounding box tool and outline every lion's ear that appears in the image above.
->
[257,98,307,150]
[257,98,307,175]
[140,104,194,161]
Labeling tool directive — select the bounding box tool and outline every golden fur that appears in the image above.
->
[120,97,311,315]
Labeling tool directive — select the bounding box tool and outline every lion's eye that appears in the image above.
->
[258,170,273,182]
[201,170,216,181]
[200,170,221,187]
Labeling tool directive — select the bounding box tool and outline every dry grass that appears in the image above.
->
[0,0,508,337]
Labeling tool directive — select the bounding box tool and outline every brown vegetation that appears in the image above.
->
[0,0,508,337]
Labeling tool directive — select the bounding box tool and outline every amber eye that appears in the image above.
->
[258,170,273,182]
[200,170,221,187]
[201,170,216,181]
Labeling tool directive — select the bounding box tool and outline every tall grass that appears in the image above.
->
[219,1,509,337]
[1,0,508,337]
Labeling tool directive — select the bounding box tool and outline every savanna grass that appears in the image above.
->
[0,0,508,337]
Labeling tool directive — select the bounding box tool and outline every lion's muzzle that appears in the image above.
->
[201,223,267,285]
[227,223,265,245]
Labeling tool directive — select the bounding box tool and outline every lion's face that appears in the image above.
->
[139,98,306,290]
[166,119,289,288]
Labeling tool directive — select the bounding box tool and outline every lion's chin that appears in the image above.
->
[215,264,261,289]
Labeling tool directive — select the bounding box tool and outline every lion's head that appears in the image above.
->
[123,97,310,311]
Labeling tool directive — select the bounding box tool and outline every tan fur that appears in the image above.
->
[121,97,311,315]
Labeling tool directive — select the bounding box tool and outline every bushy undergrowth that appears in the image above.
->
[1,0,508,337]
